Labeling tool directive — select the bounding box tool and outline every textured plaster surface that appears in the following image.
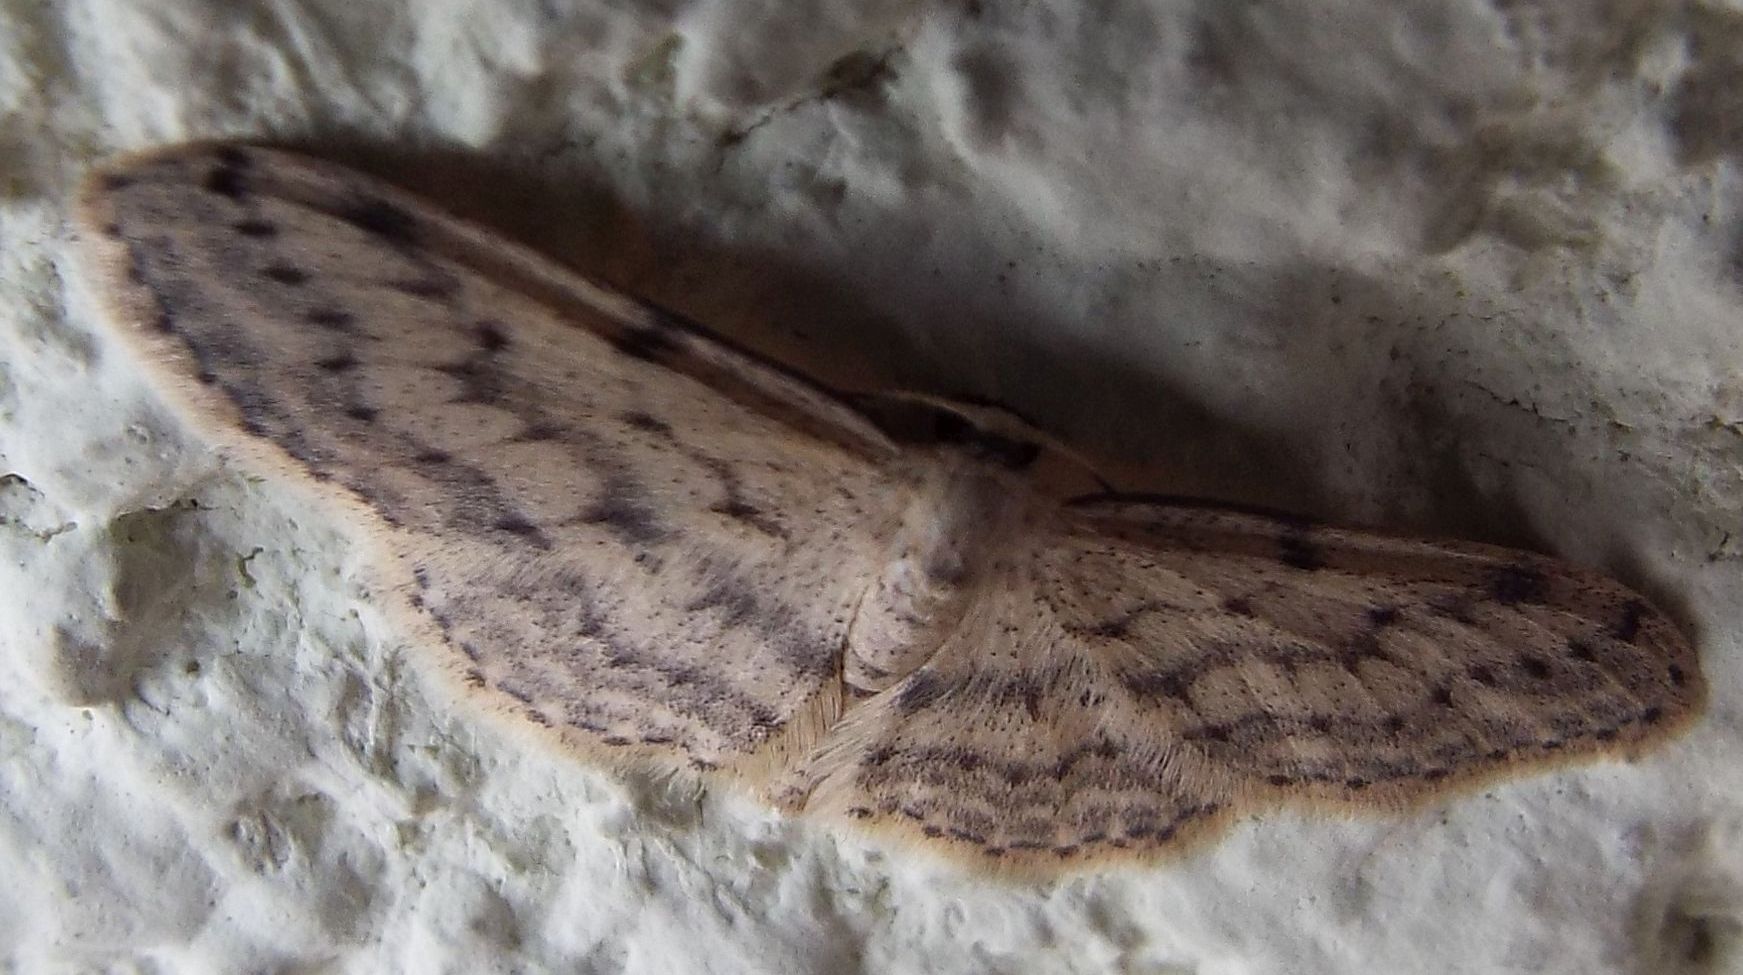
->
[1,1,1740,972]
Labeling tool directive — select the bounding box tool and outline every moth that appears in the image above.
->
[75,143,1704,872]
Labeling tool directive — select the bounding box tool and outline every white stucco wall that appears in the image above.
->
[1,1,1739,972]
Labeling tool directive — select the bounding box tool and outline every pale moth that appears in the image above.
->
[76,143,1704,873]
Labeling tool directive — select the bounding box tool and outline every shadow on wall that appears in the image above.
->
[275,135,1681,621]
[287,135,1327,506]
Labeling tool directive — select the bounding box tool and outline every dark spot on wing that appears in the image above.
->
[1469,664,1497,686]
[684,572,773,636]
[1366,604,1400,626]
[1013,678,1044,721]
[345,404,378,422]
[315,353,357,373]
[437,358,504,405]
[338,196,419,245]
[1221,596,1254,617]
[516,421,565,442]
[1487,564,1547,605]
[1567,637,1596,662]
[389,273,460,301]
[100,173,134,191]
[263,264,309,286]
[213,146,253,168]
[1668,663,1687,688]
[580,475,666,545]
[709,498,786,538]
[620,411,674,436]
[943,749,982,773]
[1078,599,1178,641]
[232,219,277,237]
[1119,665,1193,701]
[475,321,509,351]
[1610,599,1646,643]
[609,323,678,360]
[1186,722,1230,743]
[306,307,355,331]
[896,671,949,714]
[203,164,247,200]
[493,513,552,549]
[1517,654,1552,680]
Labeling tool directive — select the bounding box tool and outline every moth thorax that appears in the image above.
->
[844,463,1028,694]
